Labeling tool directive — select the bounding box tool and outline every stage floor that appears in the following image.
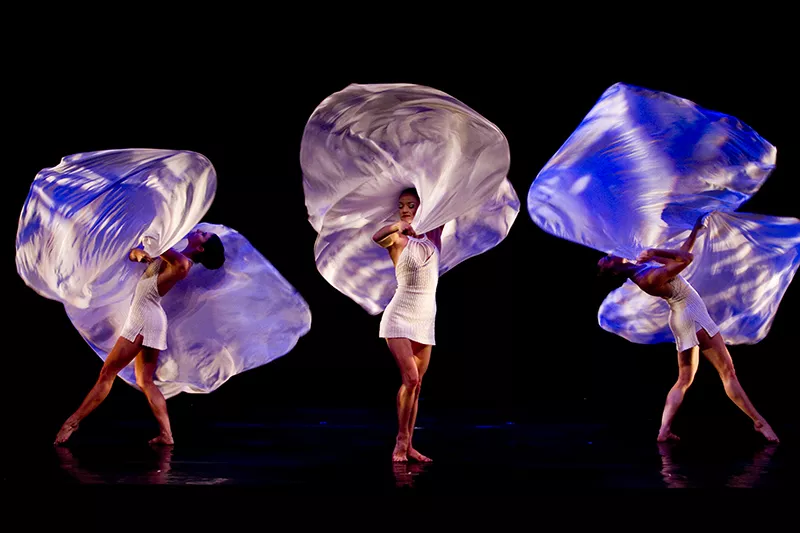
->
[9,408,796,490]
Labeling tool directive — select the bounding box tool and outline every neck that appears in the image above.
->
[180,246,197,263]
[614,262,640,278]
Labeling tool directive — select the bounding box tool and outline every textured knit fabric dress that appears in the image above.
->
[119,258,169,350]
[664,273,720,352]
[379,235,440,345]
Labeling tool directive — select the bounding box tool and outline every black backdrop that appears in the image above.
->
[7,47,798,443]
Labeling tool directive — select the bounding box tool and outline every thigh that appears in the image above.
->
[411,341,432,379]
[676,346,699,381]
[386,338,420,382]
[102,335,145,375]
[134,347,161,384]
[697,329,735,375]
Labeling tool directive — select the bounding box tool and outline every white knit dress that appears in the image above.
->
[665,274,720,352]
[379,235,439,345]
[119,258,168,350]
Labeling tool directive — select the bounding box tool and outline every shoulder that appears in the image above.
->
[631,264,657,284]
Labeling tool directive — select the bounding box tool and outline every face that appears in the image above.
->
[186,229,213,251]
[597,255,623,272]
[398,193,419,223]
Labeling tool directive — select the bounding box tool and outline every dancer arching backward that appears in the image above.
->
[373,189,443,463]
[54,230,225,446]
[597,214,779,443]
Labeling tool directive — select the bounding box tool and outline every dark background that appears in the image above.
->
[6,45,797,445]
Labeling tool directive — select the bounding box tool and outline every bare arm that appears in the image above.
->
[652,256,693,284]
[638,213,708,264]
[639,248,694,263]
[679,213,709,254]
[425,225,444,251]
[128,246,153,264]
[128,244,191,270]
[372,221,416,248]
[155,249,192,296]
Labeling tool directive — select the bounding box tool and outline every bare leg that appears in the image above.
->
[54,335,144,445]
[386,338,420,462]
[697,330,779,443]
[657,347,699,442]
[407,342,432,462]
[134,347,174,445]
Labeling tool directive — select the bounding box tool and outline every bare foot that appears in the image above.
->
[392,439,409,462]
[149,434,174,446]
[754,420,779,443]
[408,448,432,462]
[657,431,680,442]
[54,419,79,446]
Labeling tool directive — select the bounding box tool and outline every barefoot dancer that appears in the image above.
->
[373,189,444,462]
[597,214,779,443]
[54,229,225,446]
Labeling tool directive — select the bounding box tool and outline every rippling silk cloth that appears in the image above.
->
[528,83,800,345]
[301,83,519,314]
[16,149,216,309]
[16,150,312,397]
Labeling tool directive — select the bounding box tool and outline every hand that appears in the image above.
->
[696,211,714,229]
[637,249,653,262]
[130,249,153,264]
[396,221,417,237]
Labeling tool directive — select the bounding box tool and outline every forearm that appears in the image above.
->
[680,228,701,254]
[645,248,693,262]
[680,214,708,253]
[372,222,401,242]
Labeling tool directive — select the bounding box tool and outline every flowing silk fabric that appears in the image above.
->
[527,83,799,345]
[16,150,311,396]
[301,83,519,314]
[16,149,216,309]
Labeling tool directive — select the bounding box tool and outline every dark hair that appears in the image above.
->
[197,234,225,270]
[399,187,419,201]
[596,255,618,278]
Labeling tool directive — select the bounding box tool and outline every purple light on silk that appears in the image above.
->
[16,149,311,397]
[528,83,800,345]
[301,83,520,314]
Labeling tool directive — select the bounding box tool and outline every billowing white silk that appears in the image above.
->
[301,83,519,314]
[16,150,311,397]
[17,149,216,309]
[528,83,799,345]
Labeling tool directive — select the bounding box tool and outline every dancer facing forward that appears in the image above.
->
[373,188,444,462]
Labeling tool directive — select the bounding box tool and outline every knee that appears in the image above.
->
[719,364,737,383]
[676,373,695,389]
[98,366,119,383]
[135,375,154,391]
[402,374,421,390]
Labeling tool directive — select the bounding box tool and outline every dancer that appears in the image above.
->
[373,189,443,462]
[301,84,519,460]
[597,214,779,443]
[54,229,225,445]
[17,150,312,445]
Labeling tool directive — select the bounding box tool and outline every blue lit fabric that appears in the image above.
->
[528,83,800,345]
[16,150,311,397]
